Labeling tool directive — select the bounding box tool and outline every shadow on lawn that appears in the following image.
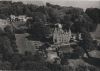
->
[82,57,100,67]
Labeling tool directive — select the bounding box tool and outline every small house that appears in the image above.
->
[10,15,32,22]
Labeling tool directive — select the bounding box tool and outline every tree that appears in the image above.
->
[46,6,66,23]
[85,8,100,23]
[79,32,94,58]
[27,12,51,41]
[4,25,18,52]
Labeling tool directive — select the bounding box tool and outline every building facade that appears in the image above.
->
[53,23,71,44]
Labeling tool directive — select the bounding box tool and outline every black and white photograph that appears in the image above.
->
[0,0,100,70]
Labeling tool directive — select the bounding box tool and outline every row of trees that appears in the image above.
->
[0,1,99,34]
[0,1,99,29]
[0,1,39,18]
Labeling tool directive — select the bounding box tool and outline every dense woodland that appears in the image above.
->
[0,1,99,70]
[0,1,100,33]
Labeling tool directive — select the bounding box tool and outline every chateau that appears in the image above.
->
[53,23,71,44]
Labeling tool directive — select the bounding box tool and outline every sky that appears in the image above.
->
[1,0,100,10]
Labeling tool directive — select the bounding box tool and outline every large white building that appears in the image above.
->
[10,15,32,22]
[53,23,71,44]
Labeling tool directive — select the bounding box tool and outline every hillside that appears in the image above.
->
[0,1,99,70]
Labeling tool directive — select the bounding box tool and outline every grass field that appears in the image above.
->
[15,33,43,54]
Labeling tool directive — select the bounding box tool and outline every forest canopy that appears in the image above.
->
[0,1,99,34]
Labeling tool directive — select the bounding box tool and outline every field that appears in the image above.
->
[15,33,43,54]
